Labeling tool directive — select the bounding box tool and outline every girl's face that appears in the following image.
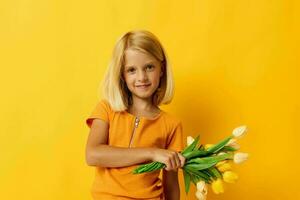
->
[122,49,163,102]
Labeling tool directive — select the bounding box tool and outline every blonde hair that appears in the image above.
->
[100,30,175,112]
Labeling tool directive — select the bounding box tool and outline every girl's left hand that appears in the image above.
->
[177,152,186,168]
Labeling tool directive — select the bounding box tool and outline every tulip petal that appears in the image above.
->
[187,136,195,146]
[223,171,239,183]
[195,190,207,200]
[196,181,206,191]
[211,178,224,194]
[233,152,249,164]
[182,135,200,156]
[232,125,247,138]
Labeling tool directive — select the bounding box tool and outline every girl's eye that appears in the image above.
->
[126,65,154,73]
[146,65,154,70]
[127,68,135,73]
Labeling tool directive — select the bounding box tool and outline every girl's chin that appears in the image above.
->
[132,91,153,99]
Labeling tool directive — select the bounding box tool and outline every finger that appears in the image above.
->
[167,161,173,171]
[178,153,186,167]
[164,158,171,171]
[174,152,181,168]
[166,157,173,171]
[165,162,171,171]
[170,152,177,170]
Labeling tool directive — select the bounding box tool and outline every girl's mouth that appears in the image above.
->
[136,84,151,89]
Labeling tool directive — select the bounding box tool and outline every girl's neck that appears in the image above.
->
[128,98,160,116]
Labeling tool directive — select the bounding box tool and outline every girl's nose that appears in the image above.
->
[137,71,148,81]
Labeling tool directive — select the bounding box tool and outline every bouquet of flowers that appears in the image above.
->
[132,125,249,200]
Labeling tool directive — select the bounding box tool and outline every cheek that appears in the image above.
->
[150,72,161,82]
[124,76,134,87]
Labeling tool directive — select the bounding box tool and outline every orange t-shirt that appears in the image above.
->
[85,99,184,200]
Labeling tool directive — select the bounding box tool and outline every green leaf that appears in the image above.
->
[189,173,198,184]
[182,135,200,156]
[132,164,147,174]
[146,162,160,172]
[206,135,233,154]
[184,166,212,181]
[183,170,191,194]
[184,149,208,159]
[133,162,156,174]
[133,161,166,174]
[207,167,222,179]
[152,162,165,172]
[221,146,237,152]
[197,170,212,181]
[202,169,215,180]
[185,161,217,171]
[184,167,210,184]
[189,172,206,185]
[186,152,232,166]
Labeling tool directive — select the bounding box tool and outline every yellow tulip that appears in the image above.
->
[216,162,232,172]
[187,136,195,146]
[217,152,226,156]
[223,171,239,183]
[233,152,249,164]
[204,144,214,150]
[226,138,240,150]
[195,190,207,200]
[211,178,224,194]
[196,181,206,192]
[215,160,227,167]
[232,125,247,138]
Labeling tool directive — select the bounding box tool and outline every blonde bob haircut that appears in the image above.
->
[100,30,175,112]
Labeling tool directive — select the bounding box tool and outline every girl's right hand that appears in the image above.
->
[149,148,186,171]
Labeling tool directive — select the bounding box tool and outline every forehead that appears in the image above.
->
[124,49,158,67]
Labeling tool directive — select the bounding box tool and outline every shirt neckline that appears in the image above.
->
[124,109,164,120]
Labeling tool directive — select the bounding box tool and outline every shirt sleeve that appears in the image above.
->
[166,121,184,152]
[85,99,110,128]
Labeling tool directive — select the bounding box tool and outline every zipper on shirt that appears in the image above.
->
[128,116,140,147]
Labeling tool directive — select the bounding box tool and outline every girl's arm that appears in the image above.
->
[86,145,154,167]
[163,169,180,200]
[85,119,185,169]
[85,119,153,167]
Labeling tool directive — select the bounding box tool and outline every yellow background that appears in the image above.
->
[1,0,299,199]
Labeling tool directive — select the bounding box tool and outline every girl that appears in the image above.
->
[85,30,185,200]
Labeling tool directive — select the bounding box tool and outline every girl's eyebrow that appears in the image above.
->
[125,61,155,68]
